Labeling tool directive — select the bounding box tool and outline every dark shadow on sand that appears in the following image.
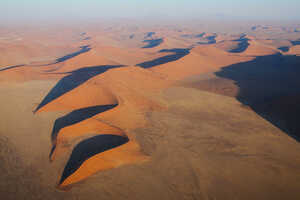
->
[142,38,163,48]
[195,33,206,38]
[181,33,205,39]
[229,37,250,53]
[82,37,91,41]
[251,26,257,31]
[0,46,91,72]
[34,65,123,112]
[198,35,217,45]
[59,134,129,184]
[137,48,190,69]
[54,45,91,64]
[144,32,155,39]
[0,64,25,72]
[51,104,118,143]
[129,34,135,39]
[278,46,290,52]
[215,53,300,141]
[291,40,300,46]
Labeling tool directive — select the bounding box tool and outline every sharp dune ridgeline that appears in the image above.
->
[0,22,300,200]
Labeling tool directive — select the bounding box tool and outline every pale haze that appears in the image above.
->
[1,0,300,23]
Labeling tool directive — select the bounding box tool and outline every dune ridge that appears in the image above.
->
[31,40,287,187]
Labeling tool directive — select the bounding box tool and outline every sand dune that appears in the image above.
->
[151,45,254,80]
[30,39,298,188]
[287,45,300,55]
[181,53,300,141]
[237,39,279,56]
[33,66,172,187]
[52,49,120,73]
[1,22,300,199]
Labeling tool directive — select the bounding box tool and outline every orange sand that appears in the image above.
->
[1,24,300,191]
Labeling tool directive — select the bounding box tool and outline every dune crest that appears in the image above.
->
[33,65,172,187]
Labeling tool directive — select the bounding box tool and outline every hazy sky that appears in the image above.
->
[1,0,300,23]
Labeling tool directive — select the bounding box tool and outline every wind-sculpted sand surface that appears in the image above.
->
[0,22,300,199]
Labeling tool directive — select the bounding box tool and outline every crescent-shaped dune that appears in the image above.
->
[33,65,172,187]
[59,137,149,188]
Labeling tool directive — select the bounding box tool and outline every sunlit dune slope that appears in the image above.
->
[0,64,67,82]
[214,40,241,52]
[0,28,86,67]
[151,45,254,80]
[89,45,172,65]
[36,66,170,113]
[54,49,119,73]
[180,51,300,142]
[237,39,279,56]
[38,66,172,187]
[287,45,300,55]
[59,138,149,188]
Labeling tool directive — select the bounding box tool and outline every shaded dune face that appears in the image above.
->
[49,117,126,163]
[211,34,251,54]
[215,53,300,141]
[54,45,92,64]
[40,80,145,188]
[33,44,256,188]
[181,32,206,39]
[214,38,249,53]
[275,39,300,53]
[59,135,129,185]
[0,45,92,72]
[34,65,123,113]
[187,53,300,141]
[144,32,156,39]
[59,138,149,189]
[47,98,127,164]
[137,48,190,69]
[198,34,217,44]
[142,38,164,48]
[33,60,171,188]
[50,104,118,147]
[150,45,255,80]
[278,46,290,52]
[0,64,25,72]
[229,37,250,53]
[290,39,300,46]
